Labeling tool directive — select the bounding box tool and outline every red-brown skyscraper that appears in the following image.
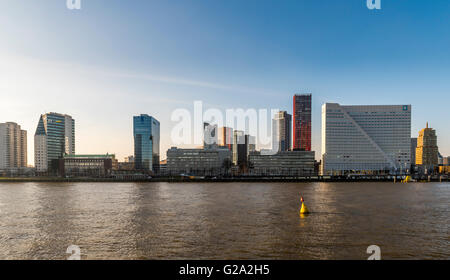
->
[293,94,312,151]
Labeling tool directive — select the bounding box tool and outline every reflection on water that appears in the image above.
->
[0,182,448,260]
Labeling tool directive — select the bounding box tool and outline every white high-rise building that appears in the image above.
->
[321,103,411,175]
[203,122,218,149]
[0,122,27,169]
[272,111,292,152]
[34,113,75,173]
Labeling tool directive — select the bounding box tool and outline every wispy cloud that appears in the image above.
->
[99,70,281,98]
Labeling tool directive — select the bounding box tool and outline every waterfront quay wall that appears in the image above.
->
[0,175,448,183]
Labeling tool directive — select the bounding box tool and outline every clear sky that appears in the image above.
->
[1,0,449,164]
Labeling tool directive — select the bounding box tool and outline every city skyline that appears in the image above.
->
[1,1,450,164]
[1,98,445,168]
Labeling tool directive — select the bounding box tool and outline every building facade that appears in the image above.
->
[411,138,418,168]
[166,147,231,176]
[293,94,312,151]
[443,157,450,166]
[232,130,250,168]
[218,127,233,150]
[58,154,115,177]
[439,166,450,174]
[34,113,75,173]
[203,122,218,149]
[0,122,27,169]
[249,150,316,176]
[272,111,292,152]
[321,103,411,175]
[415,123,438,168]
[438,153,444,165]
[124,155,135,163]
[247,135,256,155]
[133,114,160,173]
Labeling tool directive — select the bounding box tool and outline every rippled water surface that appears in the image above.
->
[0,182,448,259]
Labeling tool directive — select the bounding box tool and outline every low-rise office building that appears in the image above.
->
[248,150,316,176]
[0,167,35,177]
[167,147,231,176]
[117,162,134,171]
[58,154,116,177]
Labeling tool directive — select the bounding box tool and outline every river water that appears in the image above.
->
[0,182,448,260]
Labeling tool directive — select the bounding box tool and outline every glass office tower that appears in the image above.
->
[133,114,160,173]
[34,113,75,173]
[232,130,246,167]
[293,94,312,151]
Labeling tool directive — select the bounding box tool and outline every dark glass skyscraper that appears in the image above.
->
[133,114,160,173]
[232,130,247,168]
[293,94,312,151]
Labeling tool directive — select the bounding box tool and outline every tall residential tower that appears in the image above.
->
[0,122,27,169]
[293,94,312,151]
[272,111,292,152]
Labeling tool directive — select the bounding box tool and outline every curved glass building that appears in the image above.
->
[133,114,160,173]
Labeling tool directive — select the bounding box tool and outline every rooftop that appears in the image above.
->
[63,154,116,159]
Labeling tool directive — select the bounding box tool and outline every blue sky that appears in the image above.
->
[1,0,449,163]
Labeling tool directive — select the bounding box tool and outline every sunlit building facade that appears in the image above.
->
[321,103,411,175]
[218,127,233,150]
[415,123,438,168]
[411,138,418,169]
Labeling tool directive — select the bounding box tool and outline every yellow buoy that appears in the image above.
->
[299,196,310,215]
[401,176,413,183]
